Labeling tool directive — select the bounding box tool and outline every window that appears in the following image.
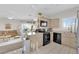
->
[62,17,76,32]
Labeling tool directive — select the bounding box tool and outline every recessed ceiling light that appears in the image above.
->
[8,17,13,20]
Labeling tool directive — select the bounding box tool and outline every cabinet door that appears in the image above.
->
[49,19,59,28]
[36,33,43,47]
[62,32,76,48]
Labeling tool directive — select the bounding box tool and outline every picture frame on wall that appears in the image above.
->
[5,24,11,29]
[40,20,47,27]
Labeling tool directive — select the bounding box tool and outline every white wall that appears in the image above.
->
[52,7,78,18]
[0,17,21,31]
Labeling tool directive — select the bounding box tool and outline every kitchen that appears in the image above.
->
[0,4,78,54]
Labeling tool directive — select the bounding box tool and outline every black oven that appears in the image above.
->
[43,32,50,46]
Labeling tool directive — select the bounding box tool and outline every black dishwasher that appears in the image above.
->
[43,32,50,46]
[53,32,61,44]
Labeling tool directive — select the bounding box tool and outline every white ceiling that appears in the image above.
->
[0,4,79,20]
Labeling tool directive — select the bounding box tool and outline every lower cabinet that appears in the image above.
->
[30,33,43,51]
[62,32,76,48]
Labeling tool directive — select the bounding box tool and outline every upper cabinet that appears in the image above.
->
[36,13,59,29]
[37,13,48,29]
[48,18,59,28]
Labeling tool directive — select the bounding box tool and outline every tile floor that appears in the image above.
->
[6,42,77,54]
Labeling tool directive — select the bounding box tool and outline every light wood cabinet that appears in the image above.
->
[62,32,76,48]
[37,15,48,29]
[48,18,59,28]
[30,33,43,51]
